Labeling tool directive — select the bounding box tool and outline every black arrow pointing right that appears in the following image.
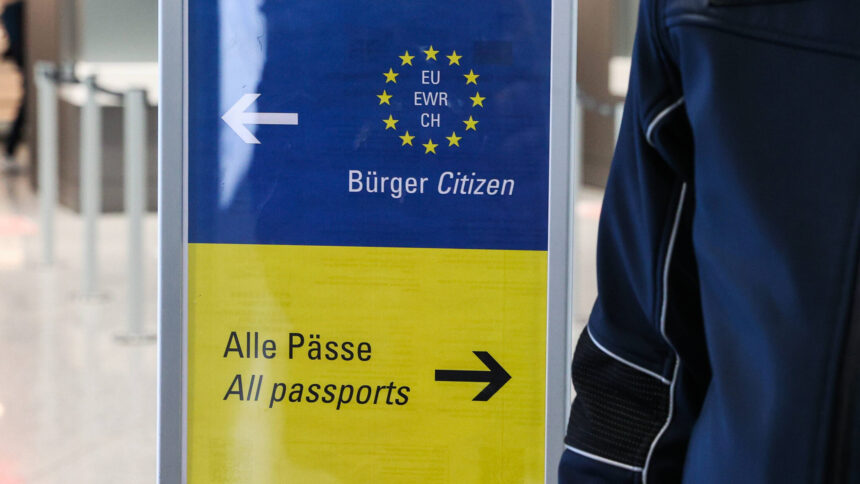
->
[435,351,512,401]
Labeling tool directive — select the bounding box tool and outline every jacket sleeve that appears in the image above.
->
[560,1,703,482]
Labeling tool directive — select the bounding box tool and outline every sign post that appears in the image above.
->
[160,0,577,482]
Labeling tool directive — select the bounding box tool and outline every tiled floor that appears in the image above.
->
[0,160,600,483]
[0,169,158,484]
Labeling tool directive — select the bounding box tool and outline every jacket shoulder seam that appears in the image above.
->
[664,11,860,61]
[645,97,685,148]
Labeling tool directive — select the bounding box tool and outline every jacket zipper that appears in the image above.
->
[827,256,860,483]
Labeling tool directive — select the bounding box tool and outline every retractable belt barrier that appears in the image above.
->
[33,61,155,342]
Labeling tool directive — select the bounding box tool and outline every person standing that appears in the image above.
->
[560,0,860,482]
[1,0,23,173]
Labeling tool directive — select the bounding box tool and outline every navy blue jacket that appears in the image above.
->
[560,1,860,482]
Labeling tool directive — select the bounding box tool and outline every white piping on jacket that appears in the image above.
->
[565,445,645,473]
[642,182,689,484]
[587,325,671,385]
[645,97,685,147]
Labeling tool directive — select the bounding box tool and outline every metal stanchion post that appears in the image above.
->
[117,89,155,343]
[35,62,58,266]
[80,76,103,299]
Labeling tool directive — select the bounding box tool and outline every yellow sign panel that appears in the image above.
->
[188,243,547,483]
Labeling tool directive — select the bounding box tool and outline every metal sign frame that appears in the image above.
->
[158,0,578,481]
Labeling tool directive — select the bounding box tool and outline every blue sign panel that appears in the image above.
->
[188,0,552,251]
[182,2,563,482]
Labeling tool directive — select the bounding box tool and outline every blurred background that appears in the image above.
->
[0,1,637,482]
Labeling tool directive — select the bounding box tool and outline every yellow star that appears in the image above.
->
[377,90,393,105]
[423,139,438,154]
[399,50,415,66]
[446,50,462,66]
[464,69,479,85]
[399,131,415,146]
[383,115,399,130]
[463,116,478,131]
[446,131,462,147]
[470,92,486,107]
[423,45,439,61]
[383,68,399,83]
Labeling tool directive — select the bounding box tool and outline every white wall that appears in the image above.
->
[77,0,157,62]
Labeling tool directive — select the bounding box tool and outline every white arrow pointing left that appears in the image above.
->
[222,93,299,144]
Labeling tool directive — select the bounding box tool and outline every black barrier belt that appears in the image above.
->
[40,63,129,100]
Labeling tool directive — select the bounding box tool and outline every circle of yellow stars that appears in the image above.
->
[377,45,485,155]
